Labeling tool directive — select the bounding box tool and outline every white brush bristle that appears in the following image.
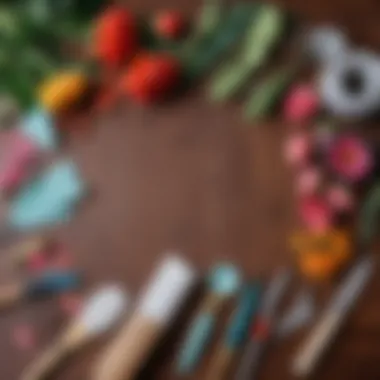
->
[80,284,129,335]
[137,254,197,324]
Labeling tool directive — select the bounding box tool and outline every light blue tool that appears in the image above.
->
[176,263,242,374]
[21,107,58,151]
[9,159,86,230]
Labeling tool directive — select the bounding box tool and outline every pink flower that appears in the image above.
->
[295,166,322,195]
[328,136,374,182]
[284,132,312,167]
[299,196,334,232]
[326,184,355,212]
[283,84,320,123]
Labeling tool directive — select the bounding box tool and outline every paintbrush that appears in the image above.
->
[176,263,242,374]
[92,254,197,380]
[0,271,81,310]
[292,257,374,377]
[21,284,129,380]
[235,268,292,380]
[206,282,261,380]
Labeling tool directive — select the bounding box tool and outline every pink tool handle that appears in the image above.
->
[0,132,40,195]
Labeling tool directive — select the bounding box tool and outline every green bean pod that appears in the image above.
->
[209,4,287,102]
[243,66,294,121]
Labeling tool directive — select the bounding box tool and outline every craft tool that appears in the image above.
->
[0,271,81,310]
[0,130,41,197]
[293,257,374,377]
[277,288,315,338]
[206,282,261,380]
[176,263,241,374]
[92,254,197,380]
[9,160,86,231]
[235,268,292,380]
[21,284,128,380]
[5,235,51,267]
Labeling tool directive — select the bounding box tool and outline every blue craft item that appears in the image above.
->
[21,107,58,151]
[225,282,262,349]
[25,271,81,299]
[9,159,86,230]
[177,263,242,374]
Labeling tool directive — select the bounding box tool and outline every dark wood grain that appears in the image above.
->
[2,0,380,379]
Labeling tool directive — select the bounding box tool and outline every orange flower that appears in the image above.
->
[290,229,352,281]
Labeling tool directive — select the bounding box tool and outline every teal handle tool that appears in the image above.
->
[177,312,215,374]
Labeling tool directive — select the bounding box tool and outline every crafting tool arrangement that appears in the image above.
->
[0,0,379,379]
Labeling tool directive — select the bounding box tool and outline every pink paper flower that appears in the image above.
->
[328,136,374,182]
[326,184,355,212]
[295,166,322,196]
[284,132,312,167]
[283,84,320,123]
[299,196,334,232]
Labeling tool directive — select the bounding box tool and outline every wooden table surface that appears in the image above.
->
[2,0,380,379]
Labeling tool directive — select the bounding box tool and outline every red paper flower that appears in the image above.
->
[284,132,312,167]
[295,166,322,196]
[326,184,355,212]
[283,84,320,123]
[328,136,374,182]
[299,196,334,233]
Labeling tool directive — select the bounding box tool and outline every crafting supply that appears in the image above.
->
[206,282,261,380]
[177,263,241,374]
[21,284,128,380]
[0,130,41,196]
[0,271,81,310]
[22,108,58,151]
[277,289,315,338]
[235,268,292,380]
[318,50,380,119]
[292,257,374,377]
[184,3,259,79]
[9,159,86,230]
[209,4,286,102]
[244,65,296,121]
[306,26,348,64]
[5,235,50,267]
[92,254,197,380]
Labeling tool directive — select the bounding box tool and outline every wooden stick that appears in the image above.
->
[92,314,161,380]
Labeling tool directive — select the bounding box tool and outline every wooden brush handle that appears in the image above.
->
[92,314,161,380]
[21,340,69,380]
[0,283,22,310]
[206,346,235,380]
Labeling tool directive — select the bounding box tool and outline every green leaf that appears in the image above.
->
[358,183,380,247]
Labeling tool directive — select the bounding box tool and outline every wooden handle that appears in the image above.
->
[92,314,162,380]
[205,346,235,380]
[0,283,22,310]
[21,324,85,380]
[21,340,69,380]
[293,312,340,377]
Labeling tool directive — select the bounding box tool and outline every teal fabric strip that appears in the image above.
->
[226,282,262,349]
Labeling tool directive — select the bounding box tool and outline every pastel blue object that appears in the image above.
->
[26,271,81,298]
[9,160,86,230]
[21,108,58,150]
[177,264,242,374]
[226,282,262,349]
[177,313,215,374]
[209,263,242,295]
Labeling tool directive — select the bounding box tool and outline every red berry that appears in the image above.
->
[93,6,138,67]
[154,11,186,40]
[121,53,181,103]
